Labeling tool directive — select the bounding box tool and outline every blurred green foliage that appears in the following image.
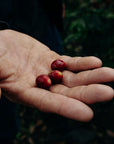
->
[63,0,114,67]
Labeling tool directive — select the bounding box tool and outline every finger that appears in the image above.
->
[16,88,93,122]
[61,56,102,71]
[62,67,114,87]
[50,84,114,104]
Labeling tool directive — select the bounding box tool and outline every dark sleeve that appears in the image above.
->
[40,0,63,31]
[0,20,9,30]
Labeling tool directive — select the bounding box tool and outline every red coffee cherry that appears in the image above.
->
[51,59,66,71]
[49,70,63,84]
[36,75,52,89]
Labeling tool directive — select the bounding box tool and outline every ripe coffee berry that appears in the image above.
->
[36,75,52,89]
[51,59,66,71]
[49,70,63,84]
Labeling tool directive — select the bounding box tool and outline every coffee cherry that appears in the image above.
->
[51,59,66,71]
[49,70,63,84]
[36,75,52,89]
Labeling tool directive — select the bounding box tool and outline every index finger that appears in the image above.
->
[62,56,102,71]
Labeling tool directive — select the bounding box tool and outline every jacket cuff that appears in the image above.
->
[0,21,9,30]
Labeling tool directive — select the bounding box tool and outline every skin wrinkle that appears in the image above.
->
[55,98,65,115]
[59,85,68,95]
[62,71,78,87]
[17,42,37,77]
[74,72,87,86]
[32,48,58,77]
[70,70,92,86]
[28,44,49,76]
[69,56,82,71]
[62,71,71,87]
[87,85,98,104]
[78,86,87,103]
[10,86,36,107]
[25,46,41,77]
[84,85,98,104]
[0,59,18,83]
[1,42,29,83]
[62,71,82,87]
[0,45,7,58]
[0,31,10,58]
[74,57,83,69]
[36,90,58,113]
[87,69,100,83]
[51,85,68,95]
[83,70,92,85]
[66,87,76,98]
[35,91,47,112]
[12,50,31,83]
[91,85,103,103]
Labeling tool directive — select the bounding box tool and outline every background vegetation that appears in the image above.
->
[63,0,114,67]
[14,0,114,144]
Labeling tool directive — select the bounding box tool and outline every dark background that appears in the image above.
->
[13,0,114,144]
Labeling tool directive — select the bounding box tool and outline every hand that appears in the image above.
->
[0,30,114,122]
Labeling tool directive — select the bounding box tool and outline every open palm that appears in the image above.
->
[0,30,114,122]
